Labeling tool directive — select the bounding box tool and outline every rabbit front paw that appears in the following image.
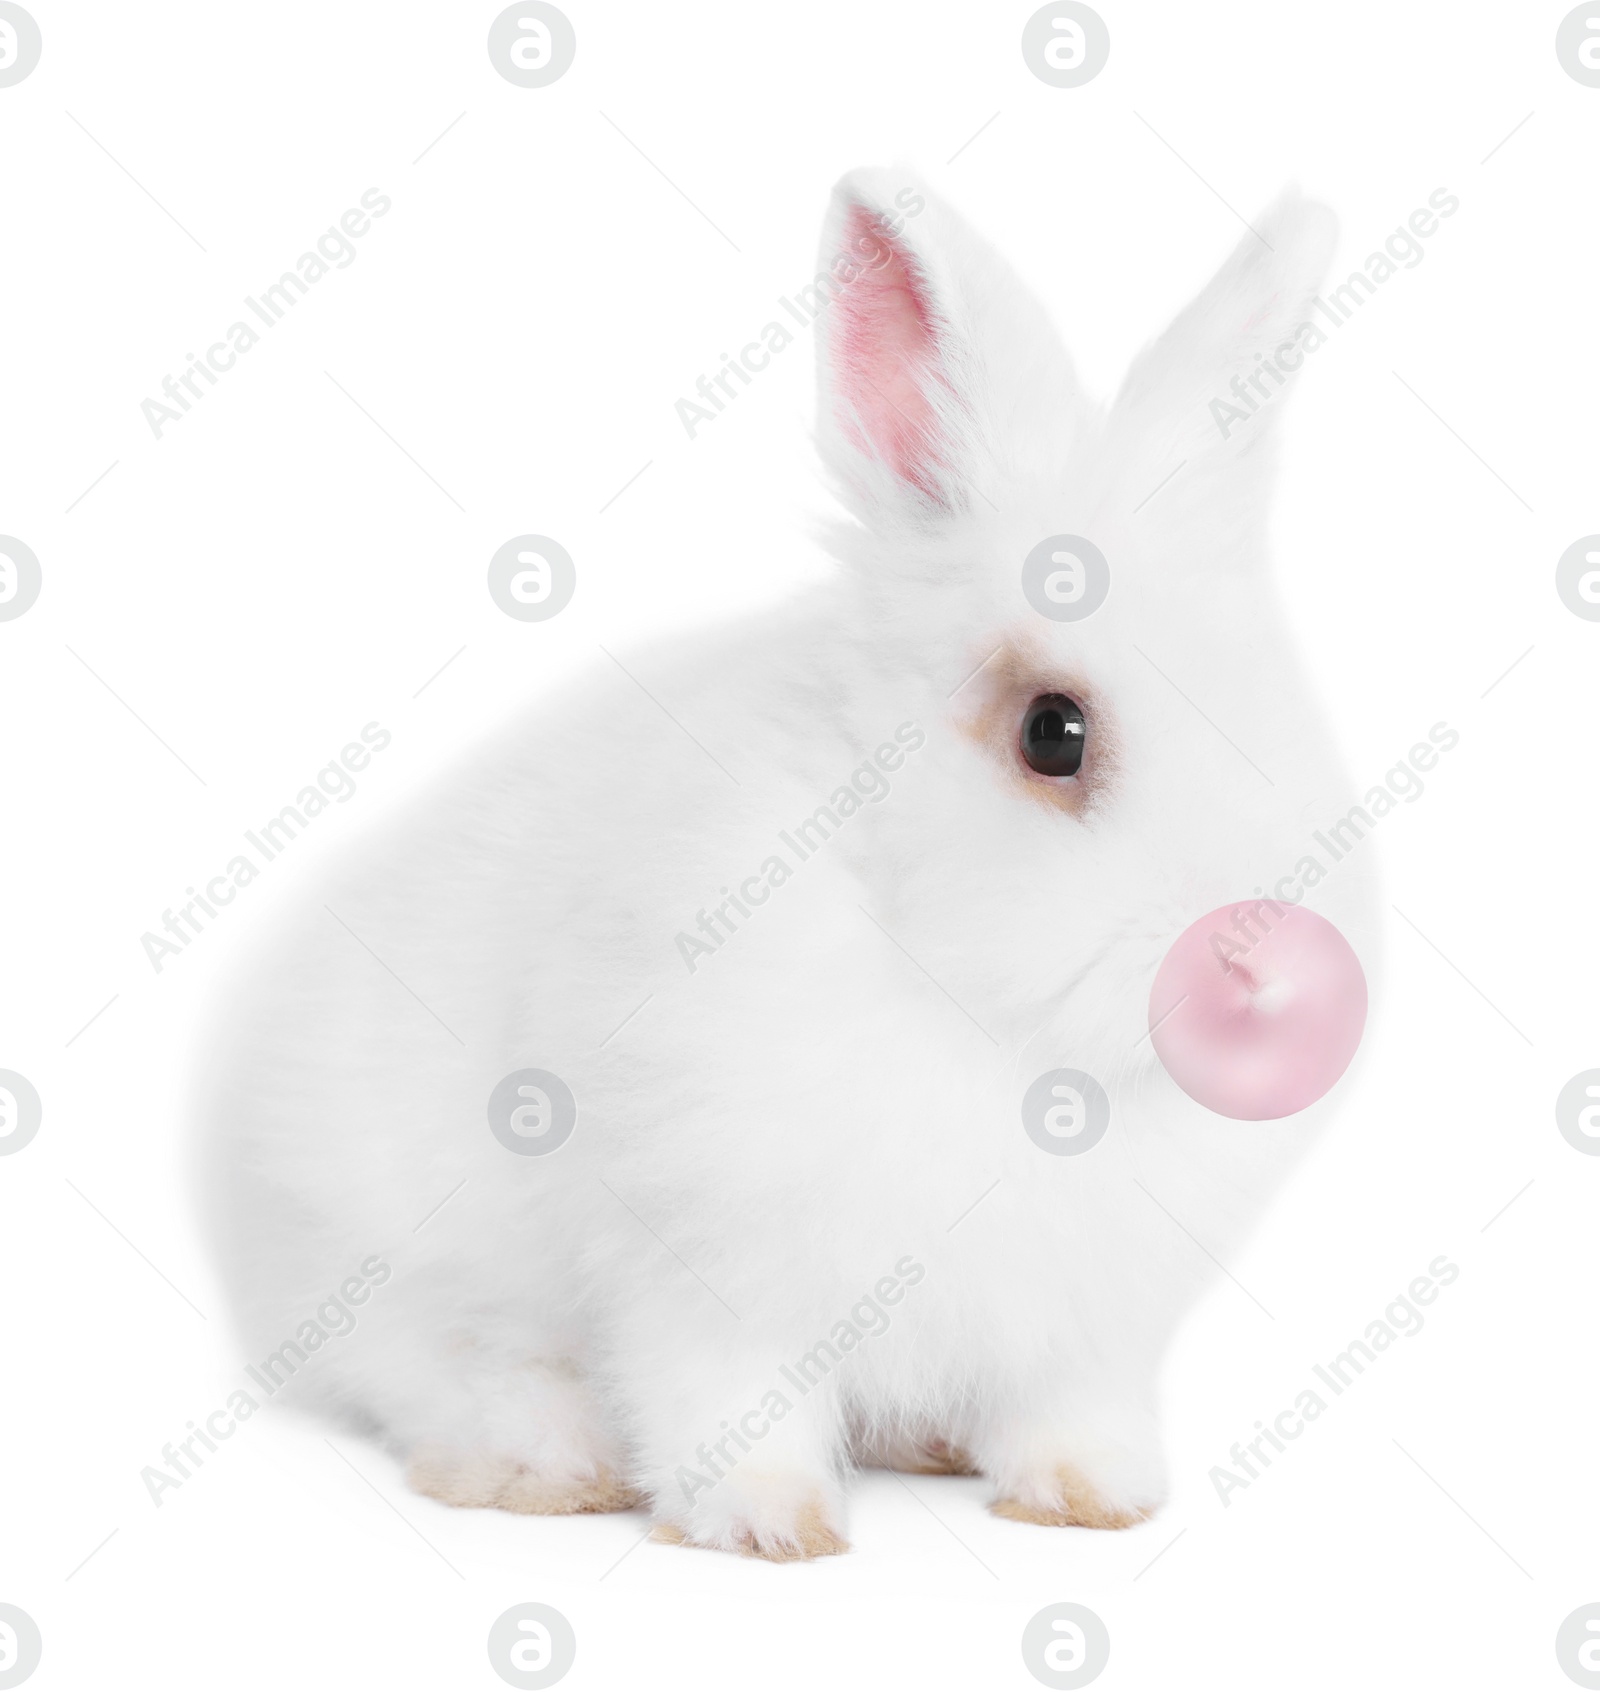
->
[650,1468,849,1561]
[983,1415,1166,1530]
[989,1459,1157,1530]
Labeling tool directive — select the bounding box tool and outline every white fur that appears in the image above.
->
[198,168,1377,1555]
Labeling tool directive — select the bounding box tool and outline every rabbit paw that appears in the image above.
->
[650,1470,849,1561]
[407,1446,641,1515]
[861,1432,979,1475]
[989,1459,1159,1530]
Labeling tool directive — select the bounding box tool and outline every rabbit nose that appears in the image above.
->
[1148,901,1367,1121]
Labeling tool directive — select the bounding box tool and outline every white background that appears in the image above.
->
[2,1,1595,1687]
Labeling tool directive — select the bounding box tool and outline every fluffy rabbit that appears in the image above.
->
[201,167,1376,1560]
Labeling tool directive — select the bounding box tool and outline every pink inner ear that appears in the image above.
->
[832,206,943,493]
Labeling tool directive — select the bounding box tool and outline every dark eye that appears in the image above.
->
[1020,694,1086,778]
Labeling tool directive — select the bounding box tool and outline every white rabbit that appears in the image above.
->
[200,167,1377,1560]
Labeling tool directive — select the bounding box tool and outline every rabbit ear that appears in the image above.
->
[814,168,1077,526]
[1108,193,1338,514]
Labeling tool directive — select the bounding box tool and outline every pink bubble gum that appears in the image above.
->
[1148,901,1367,1121]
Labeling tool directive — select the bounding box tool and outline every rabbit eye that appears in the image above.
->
[1020,694,1086,778]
